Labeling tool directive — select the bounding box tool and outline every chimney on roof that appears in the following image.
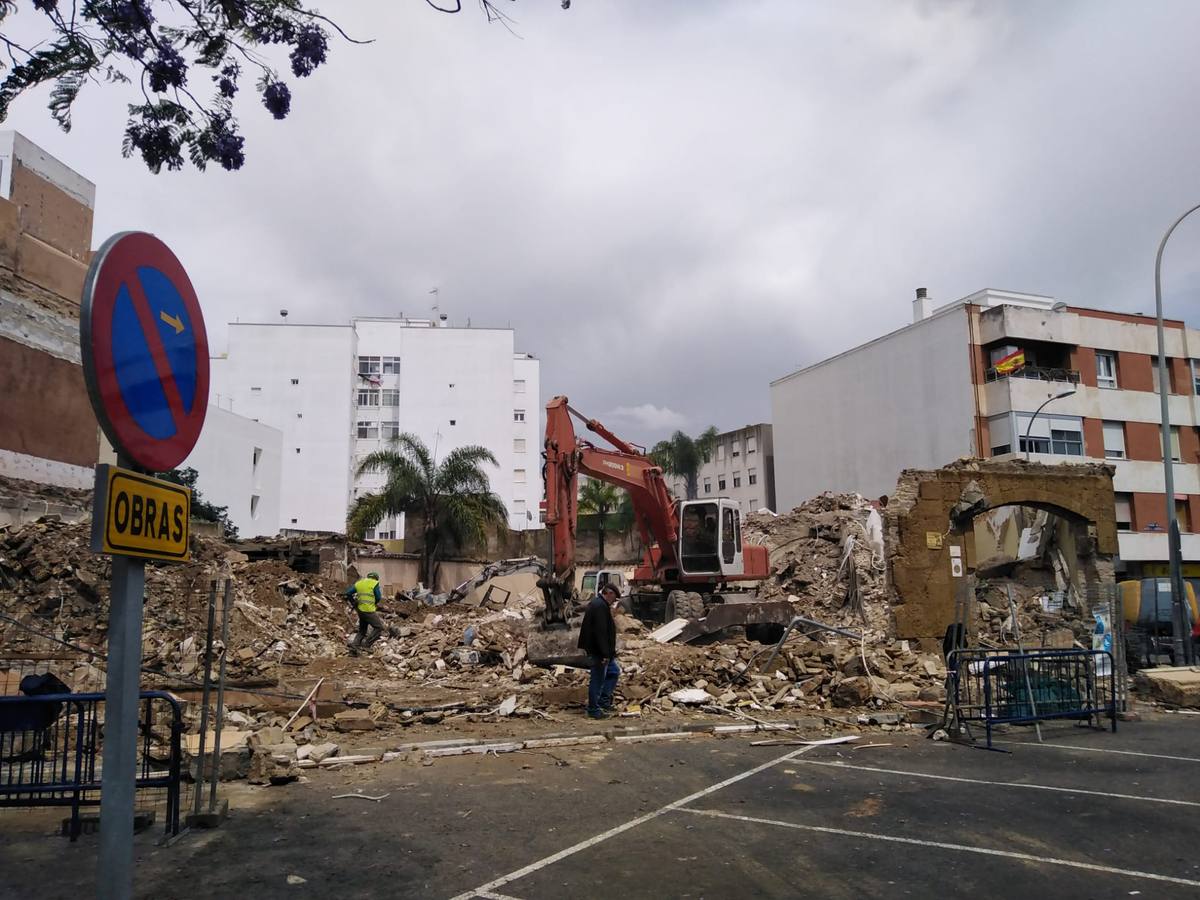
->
[912,287,931,324]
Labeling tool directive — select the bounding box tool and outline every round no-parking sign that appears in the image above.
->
[80,232,209,472]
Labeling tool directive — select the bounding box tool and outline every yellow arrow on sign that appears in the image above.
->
[159,310,184,334]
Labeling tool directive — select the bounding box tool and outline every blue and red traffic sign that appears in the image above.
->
[81,232,209,472]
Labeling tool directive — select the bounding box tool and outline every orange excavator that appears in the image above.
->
[536,396,774,633]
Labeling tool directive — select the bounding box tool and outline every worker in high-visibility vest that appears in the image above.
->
[344,571,385,655]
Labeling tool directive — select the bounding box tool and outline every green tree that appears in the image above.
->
[578,477,622,564]
[159,466,237,538]
[347,432,507,587]
[650,426,719,500]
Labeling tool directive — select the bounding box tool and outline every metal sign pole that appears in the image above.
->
[97,520,146,900]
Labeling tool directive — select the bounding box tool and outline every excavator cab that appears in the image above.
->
[679,499,743,577]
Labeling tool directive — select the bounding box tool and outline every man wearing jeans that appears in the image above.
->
[578,581,621,718]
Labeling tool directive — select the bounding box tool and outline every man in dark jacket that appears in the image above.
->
[578,582,620,718]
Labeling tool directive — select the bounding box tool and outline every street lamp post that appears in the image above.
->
[1154,202,1200,667]
[1023,388,1077,462]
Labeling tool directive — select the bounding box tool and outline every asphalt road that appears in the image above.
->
[2,716,1198,899]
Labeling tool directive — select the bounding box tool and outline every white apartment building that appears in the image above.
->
[668,424,777,513]
[770,288,1200,576]
[180,407,283,538]
[211,316,541,535]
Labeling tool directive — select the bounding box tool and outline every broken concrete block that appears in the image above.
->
[668,688,713,705]
[1137,666,1200,708]
[256,725,286,745]
[833,677,871,707]
[308,742,340,763]
[334,709,377,732]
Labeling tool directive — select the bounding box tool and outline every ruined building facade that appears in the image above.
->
[0,133,99,493]
[771,288,1200,577]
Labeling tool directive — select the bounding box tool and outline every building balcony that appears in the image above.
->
[977,304,1080,347]
[982,380,1200,425]
[1117,531,1200,563]
[984,365,1080,385]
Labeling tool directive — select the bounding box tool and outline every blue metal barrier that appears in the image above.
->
[949,648,1117,749]
[0,690,183,840]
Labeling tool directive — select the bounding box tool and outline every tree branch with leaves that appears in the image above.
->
[0,0,568,173]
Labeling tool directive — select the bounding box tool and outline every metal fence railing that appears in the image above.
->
[0,688,185,840]
[949,648,1117,749]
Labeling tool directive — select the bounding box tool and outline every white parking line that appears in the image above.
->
[676,808,1200,889]
[474,892,526,900]
[793,759,1200,807]
[990,739,1200,763]
[447,741,831,900]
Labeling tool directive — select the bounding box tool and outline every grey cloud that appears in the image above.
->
[6,0,1200,450]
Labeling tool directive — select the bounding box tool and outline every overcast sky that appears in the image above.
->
[7,1,1200,446]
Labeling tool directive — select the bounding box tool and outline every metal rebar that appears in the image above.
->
[191,581,217,820]
[208,578,233,812]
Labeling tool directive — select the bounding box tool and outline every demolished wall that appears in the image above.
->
[885,458,1117,641]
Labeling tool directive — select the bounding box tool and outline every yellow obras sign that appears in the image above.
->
[90,465,191,561]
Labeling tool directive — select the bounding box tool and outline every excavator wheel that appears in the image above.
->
[666,590,706,622]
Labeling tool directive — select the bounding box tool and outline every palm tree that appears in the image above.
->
[578,478,623,564]
[348,433,508,587]
[650,426,720,499]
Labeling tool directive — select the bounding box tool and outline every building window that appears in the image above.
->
[252,446,262,469]
[748,436,757,454]
[750,498,758,509]
[296,412,303,418]
[1095,351,1117,389]
[363,527,375,539]
[1178,498,1193,533]
[291,518,298,525]
[381,389,400,407]
[732,441,741,458]
[514,438,526,453]
[358,356,380,375]
[514,409,525,423]
[514,379,526,393]
[382,356,401,374]
[704,479,712,494]
[449,419,456,426]
[377,530,395,540]
[1050,428,1083,456]
[514,469,526,483]
[381,422,400,439]
[749,470,758,485]
[1102,421,1126,459]
[1193,359,1200,396]
[290,378,299,385]
[1170,426,1181,462]
[991,444,1012,456]
[250,386,262,392]
[513,499,527,516]
[250,495,260,518]
[1150,357,1165,394]
[718,478,726,491]
[295,447,301,454]
[357,388,379,407]
[733,474,742,488]
[717,444,726,462]
[1114,493,1133,532]
[357,421,379,439]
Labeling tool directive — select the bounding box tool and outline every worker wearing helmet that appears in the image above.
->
[345,571,385,656]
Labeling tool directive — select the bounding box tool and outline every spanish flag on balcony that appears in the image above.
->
[994,348,1026,375]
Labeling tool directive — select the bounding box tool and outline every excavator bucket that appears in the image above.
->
[526,626,590,668]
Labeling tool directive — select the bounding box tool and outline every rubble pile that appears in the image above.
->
[0,513,948,784]
[743,493,892,640]
[616,615,946,714]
